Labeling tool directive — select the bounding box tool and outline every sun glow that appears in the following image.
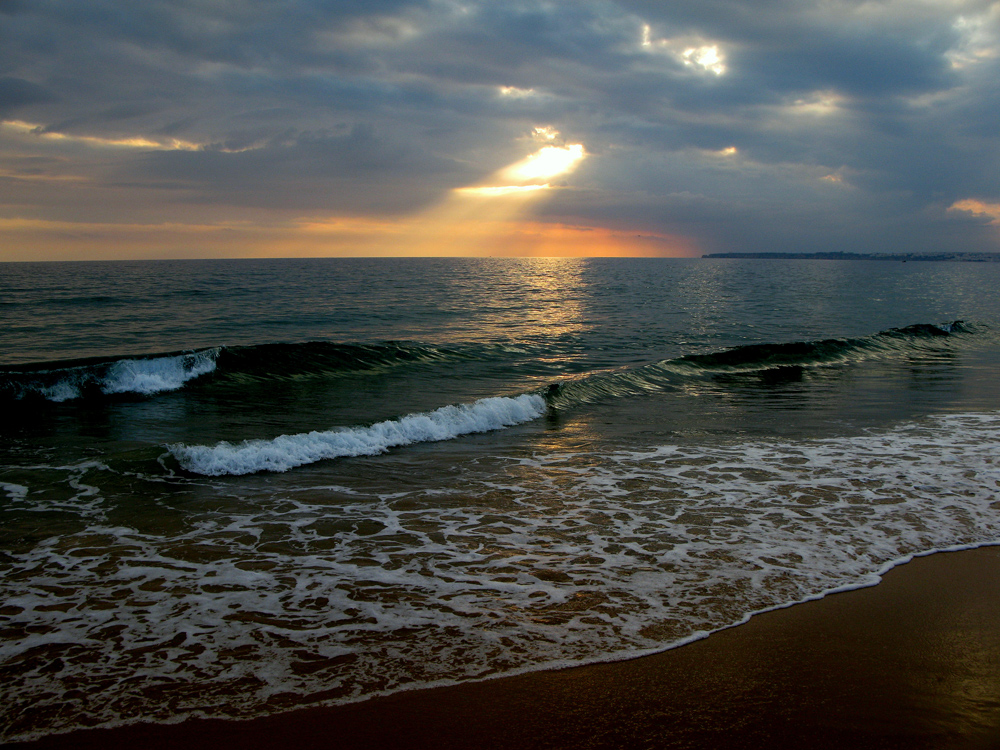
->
[447,133,586,202]
[500,144,586,183]
[389,132,688,256]
[498,86,537,98]
[389,131,592,255]
[455,184,551,197]
[680,45,726,75]
[640,24,728,76]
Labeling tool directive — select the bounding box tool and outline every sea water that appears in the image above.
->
[2,257,1000,741]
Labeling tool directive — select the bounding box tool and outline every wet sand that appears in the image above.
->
[8,546,1000,750]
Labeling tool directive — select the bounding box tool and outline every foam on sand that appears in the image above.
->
[4,411,1000,742]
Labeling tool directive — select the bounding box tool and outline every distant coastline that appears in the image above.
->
[702,251,1000,262]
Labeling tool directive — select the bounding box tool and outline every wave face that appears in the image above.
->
[677,321,968,371]
[170,393,547,475]
[1,349,219,402]
[0,341,485,403]
[546,320,980,407]
[2,320,978,406]
[210,341,464,383]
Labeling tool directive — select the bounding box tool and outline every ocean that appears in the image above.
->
[2,257,1000,742]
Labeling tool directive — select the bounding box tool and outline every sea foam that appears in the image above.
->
[10,349,220,402]
[6,410,1000,743]
[97,352,218,396]
[170,393,547,475]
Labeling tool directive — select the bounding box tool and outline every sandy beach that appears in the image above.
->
[8,545,1000,750]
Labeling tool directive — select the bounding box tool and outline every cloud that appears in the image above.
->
[1,0,999,258]
[0,77,54,116]
[949,198,1000,224]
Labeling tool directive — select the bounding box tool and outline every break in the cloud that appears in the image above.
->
[1,0,999,259]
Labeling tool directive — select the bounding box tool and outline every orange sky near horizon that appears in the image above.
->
[0,133,701,261]
[0,214,700,261]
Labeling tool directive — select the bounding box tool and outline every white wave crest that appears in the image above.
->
[170,393,547,476]
[31,350,219,402]
[40,380,84,403]
[99,351,218,396]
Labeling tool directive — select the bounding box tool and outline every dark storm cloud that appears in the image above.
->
[2,0,999,255]
[738,33,955,97]
[129,123,468,212]
[0,76,54,116]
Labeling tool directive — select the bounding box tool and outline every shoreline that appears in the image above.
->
[8,545,1000,749]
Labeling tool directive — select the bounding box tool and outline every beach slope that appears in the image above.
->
[8,546,1000,749]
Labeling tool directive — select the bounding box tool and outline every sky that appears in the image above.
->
[2,0,1000,260]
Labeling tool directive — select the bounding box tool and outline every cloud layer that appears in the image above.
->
[2,0,999,258]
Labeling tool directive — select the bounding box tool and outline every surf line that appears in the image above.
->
[170,393,548,476]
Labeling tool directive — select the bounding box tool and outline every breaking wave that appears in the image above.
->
[0,341,478,403]
[170,393,547,476]
[1,349,220,402]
